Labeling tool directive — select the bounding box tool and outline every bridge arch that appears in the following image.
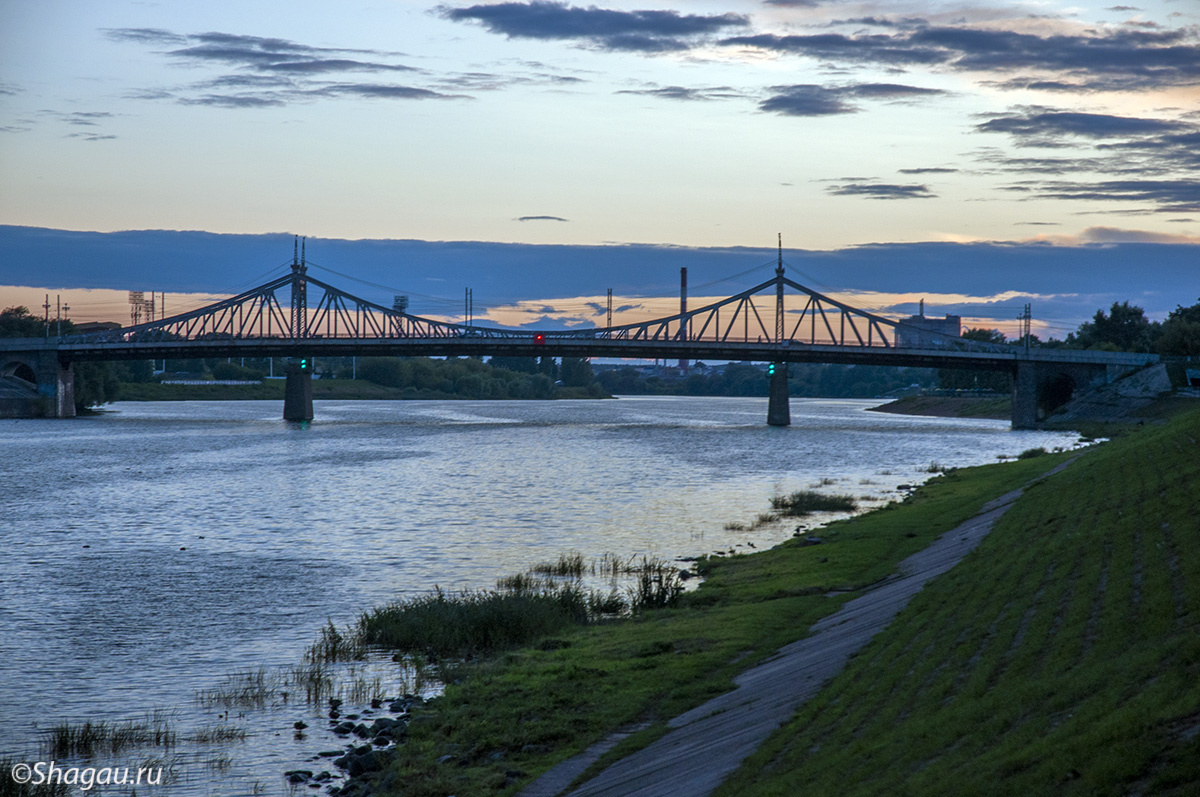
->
[2,359,38,386]
[1039,372,1077,416]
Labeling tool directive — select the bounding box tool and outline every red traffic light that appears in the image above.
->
[534,333,546,345]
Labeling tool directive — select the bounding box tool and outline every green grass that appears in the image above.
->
[872,395,1012,419]
[356,452,1076,796]
[716,406,1200,797]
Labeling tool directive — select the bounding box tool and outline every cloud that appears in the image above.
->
[1030,179,1200,212]
[442,1,749,52]
[56,111,115,127]
[721,22,1200,92]
[314,83,459,100]
[65,133,117,141]
[976,109,1187,144]
[972,107,1200,211]
[760,84,855,116]
[516,215,569,222]
[1079,226,1200,244]
[180,94,290,108]
[616,85,742,101]
[759,81,944,116]
[827,183,936,199]
[899,167,958,174]
[105,28,460,108]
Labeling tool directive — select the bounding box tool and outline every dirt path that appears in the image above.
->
[521,463,1073,797]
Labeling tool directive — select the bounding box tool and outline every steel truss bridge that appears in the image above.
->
[2,246,1158,428]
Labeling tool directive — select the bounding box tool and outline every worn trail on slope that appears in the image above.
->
[521,462,1073,797]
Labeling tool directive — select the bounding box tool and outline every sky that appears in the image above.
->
[1,0,1198,336]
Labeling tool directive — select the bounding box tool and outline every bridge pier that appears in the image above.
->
[767,362,790,427]
[1011,359,1127,429]
[1012,362,1038,430]
[283,362,313,422]
[0,349,74,418]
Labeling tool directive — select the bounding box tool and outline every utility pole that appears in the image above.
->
[606,288,612,330]
[43,294,51,337]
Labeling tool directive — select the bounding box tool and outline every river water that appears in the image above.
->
[1,397,1081,794]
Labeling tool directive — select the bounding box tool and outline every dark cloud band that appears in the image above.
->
[443,1,749,52]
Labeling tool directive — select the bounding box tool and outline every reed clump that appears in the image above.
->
[530,551,588,578]
[44,712,176,758]
[360,587,588,659]
[196,667,277,708]
[770,490,858,516]
[307,620,367,663]
[360,554,686,658]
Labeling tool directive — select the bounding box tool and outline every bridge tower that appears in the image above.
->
[284,237,314,422]
[767,234,791,427]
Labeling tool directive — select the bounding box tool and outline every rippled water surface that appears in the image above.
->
[1,397,1081,794]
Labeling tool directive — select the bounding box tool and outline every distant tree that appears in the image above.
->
[489,356,539,374]
[113,360,156,383]
[1068,302,1160,352]
[0,306,45,338]
[538,356,558,379]
[961,328,1008,345]
[73,362,120,411]
[938,328,1012,392]
[212,361,265,380]
[559,357,593,387]
[1155,298,1200,357]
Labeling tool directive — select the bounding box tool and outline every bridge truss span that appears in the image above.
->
[61,253,1008,356]
[15,245,1154,427]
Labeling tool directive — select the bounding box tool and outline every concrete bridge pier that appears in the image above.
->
[0,349,74,418]
[1011,359,1120,429]
[283,361,313,422]
[767,362,790,427]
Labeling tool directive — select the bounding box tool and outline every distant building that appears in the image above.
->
[895,300,961,348]
[72,321,122,334]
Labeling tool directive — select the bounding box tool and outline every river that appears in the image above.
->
[1,396,1081,795]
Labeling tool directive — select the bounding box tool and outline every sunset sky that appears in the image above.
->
[1,1,1198,335]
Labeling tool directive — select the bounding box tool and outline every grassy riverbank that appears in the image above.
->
[870,394,1012,419]
[716,406,1200,796]
[349,450,1087,796]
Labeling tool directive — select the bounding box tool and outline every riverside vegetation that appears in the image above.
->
[325,407,1199,796]
[310,408,1200,797]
